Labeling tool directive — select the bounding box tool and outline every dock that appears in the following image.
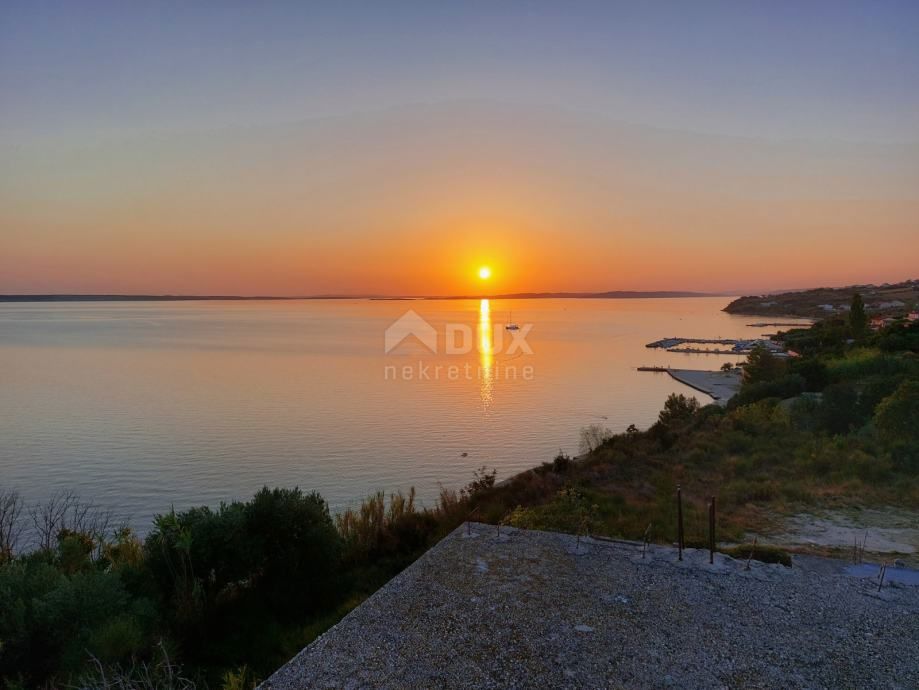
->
[638,367,742,405]
[645,336,786,357]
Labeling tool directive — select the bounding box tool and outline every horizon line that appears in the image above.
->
[4,279,913,302]
[0,290,731,303]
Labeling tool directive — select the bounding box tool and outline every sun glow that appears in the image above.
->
[478,266,492,280]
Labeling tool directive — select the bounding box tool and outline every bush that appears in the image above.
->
[782,318,850,357]
[790,358,829,391]
[504,488,597,534]
[461,466,497,499]
[535,451,573,476]
[552,451,571,473]
[827,348,917,382]
[874,320,919,353]
[144,486,342,650]
[579,425,612,454]
[0,558,155,684]
[336,488,436,563]
[857,374,904,419]
[818,382,861,434]
[243,487,341,614]
[727,400,789,435]
[875,380,919,444]
[730,374,805,408]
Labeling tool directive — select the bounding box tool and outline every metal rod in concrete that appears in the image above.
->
[708,497,716,565]
[746,536,758,571]
[677,486,684,561]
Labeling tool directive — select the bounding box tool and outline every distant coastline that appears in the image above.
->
[723,279,918,318]
[0,290,715,303]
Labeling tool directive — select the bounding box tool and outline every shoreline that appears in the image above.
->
[641,367,743,406]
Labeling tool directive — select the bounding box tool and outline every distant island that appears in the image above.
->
[0,290,714,303]
[0,294,299,302]
[425,290,712,300]
[724,279,919,319]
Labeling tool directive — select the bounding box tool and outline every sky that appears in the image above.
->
[2,1,918,295]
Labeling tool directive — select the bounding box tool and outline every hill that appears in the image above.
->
[724,280,919,318]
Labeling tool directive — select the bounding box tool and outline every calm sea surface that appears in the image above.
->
[0,297,808,535]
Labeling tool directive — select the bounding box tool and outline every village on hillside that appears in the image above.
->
[724,279,919,324]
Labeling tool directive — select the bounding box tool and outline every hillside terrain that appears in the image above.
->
[725,279,919,318]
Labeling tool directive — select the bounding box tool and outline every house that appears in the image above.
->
[870,316,896,330]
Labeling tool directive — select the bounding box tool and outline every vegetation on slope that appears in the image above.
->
[724,279,918,318]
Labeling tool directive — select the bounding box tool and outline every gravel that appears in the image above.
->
[261,523,919,689]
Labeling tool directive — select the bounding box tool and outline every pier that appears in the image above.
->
[638,367,743,405]
[645,337,785,356]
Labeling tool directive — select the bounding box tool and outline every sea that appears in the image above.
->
[0,297,810,536]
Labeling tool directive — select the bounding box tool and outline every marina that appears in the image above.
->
[645,336,786,356]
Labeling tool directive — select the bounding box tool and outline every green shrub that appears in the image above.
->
[818,382,861,434]
[504,488,597,534]
[243,487,341,614]
[86,613,146,663]
[790,358,829,391]
[874,320,919,353]
[0,557,155,685]
[730,374,804,408]
[336,488,437,564]
[856,374,904,419]
[875,379,919,444]
[827,348,917,381]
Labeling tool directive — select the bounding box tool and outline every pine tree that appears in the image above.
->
[849,293,867,337]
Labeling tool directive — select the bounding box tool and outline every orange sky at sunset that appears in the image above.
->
[4,4,919,297]
[3,104,918,296]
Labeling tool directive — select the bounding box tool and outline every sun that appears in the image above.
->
[478,266,492,280]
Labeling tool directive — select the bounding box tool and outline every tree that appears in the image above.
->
[849,293,868,337]
[874,380,919,444]
[579,424,612,454]
[720,362,734,372]
[0,489,23,563]
[657,393,700,428]
[790,358,828,391]
[743,345,786,384]
[243,487,340,612]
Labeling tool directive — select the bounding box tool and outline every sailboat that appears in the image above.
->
[505,311,520,331]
